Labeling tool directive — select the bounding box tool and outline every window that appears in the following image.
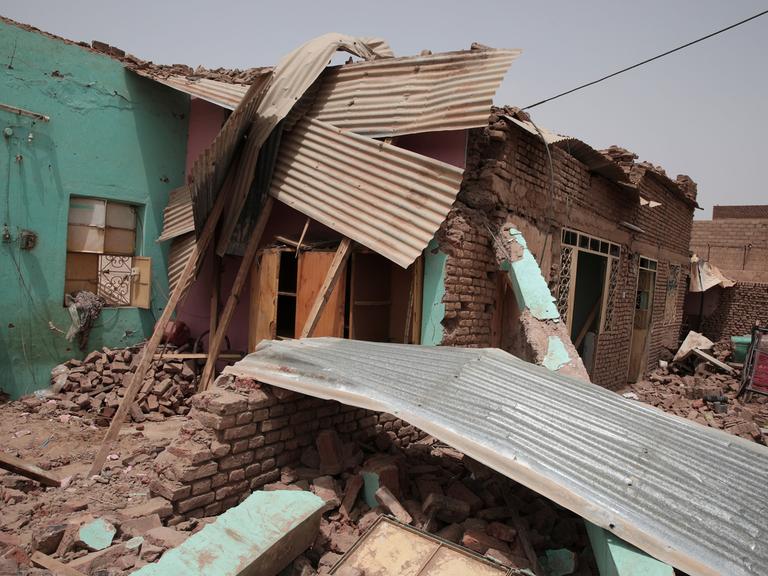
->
[64,197,151,308]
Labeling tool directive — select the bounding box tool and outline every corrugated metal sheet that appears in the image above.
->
[167,232,196,294]
[215,34,386,256]
[503,115,630,185]
[223,338,768,576]
[158,186,194,242]
[132,71,252,110]
[307,49,521,138]
[269,117,464,268]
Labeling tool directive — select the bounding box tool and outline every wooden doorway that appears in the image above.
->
[627,257,658,382]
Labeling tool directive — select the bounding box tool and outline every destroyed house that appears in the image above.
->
[686,204,768,340]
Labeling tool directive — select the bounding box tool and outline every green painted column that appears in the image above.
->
[421,238,447,346]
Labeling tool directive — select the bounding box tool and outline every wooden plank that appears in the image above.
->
[201,197,274,390]
[295,251,346,338]
[0,452,61,487]
[249,250,281,351]
[300,238,352,338]
[153,353,242,360]
[130,256,152,309]
[31,552,86,576]
[692,348,736,374]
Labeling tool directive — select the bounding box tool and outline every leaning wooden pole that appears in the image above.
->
[300,238,352,338]
[200,196,274,391]
[88,190,229,476]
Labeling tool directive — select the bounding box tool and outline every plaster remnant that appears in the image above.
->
[542,336,570,372]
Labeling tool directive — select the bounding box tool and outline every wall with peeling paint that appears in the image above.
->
[0,21,189,398]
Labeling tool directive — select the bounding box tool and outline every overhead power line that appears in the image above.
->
[523,8,768,110]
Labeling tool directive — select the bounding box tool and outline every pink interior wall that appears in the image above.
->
[185,99,226,176]
[393,130,467,169]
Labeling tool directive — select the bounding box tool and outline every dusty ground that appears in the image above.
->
[0,396,184,572]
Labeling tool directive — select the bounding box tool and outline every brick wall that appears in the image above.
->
[150,378,425,519]
[700,283,768,340]
[713,205,768,220]
[690,219,768,282]
[433,112,693,387]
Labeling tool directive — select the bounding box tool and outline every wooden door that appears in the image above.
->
[248,249,280,351]
[295,251,347,337]
[627,268,656,381]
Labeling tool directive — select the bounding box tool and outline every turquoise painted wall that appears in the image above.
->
[0,22,189,398]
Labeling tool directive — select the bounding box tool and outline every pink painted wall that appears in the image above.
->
[393,130,467,169]
[185,99,226,176]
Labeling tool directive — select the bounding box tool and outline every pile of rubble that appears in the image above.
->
[623,339,768,444]
[49,346,199,425]
[275,429,593,575]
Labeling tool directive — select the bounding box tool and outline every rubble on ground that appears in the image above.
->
[622,338,768,445]
[49,345,199,424]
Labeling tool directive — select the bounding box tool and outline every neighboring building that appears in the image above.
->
[686,205,768,340]
[0,18,189,397]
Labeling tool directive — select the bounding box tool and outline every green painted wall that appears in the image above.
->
[0,22,189,398]
[421,239,447,346]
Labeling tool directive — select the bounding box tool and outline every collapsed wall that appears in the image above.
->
[701,282,768,340]
[151,378,425,519]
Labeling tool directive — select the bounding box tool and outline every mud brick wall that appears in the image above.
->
[433,111,693,387]
[701,282,768,340]
[150,379,425,519]
[690,218,768,282]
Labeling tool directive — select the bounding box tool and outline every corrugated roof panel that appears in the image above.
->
[157,186,194,242]
[224,338,768,576]
[308,49,521,138]
[269,117,464,268]
[132,71,253,110]
[215,34,387,256]
[167,232,196,295]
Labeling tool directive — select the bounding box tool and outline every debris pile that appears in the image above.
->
[277,430,594,575]
[623,337,768,444]
[49,346,199,424]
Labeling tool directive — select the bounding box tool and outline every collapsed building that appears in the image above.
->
[686,204,768,340]
[3,13,767,576]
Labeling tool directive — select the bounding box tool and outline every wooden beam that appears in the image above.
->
[295,217,310,257]
[88,174,230,477]
[209,251,221,341]
[574,299,601,349]
[0,452,61,487]
[153,353,242,360]
[30,552,86,576]
[200,197,274,390]
[300,238,352,338]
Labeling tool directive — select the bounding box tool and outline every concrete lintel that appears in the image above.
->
[133,490,324,576]
[585,521,674,576]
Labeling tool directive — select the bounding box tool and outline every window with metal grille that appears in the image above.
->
[64,197,150,308]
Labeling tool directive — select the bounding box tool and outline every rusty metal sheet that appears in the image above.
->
[158,186,194,242]
[214,34,388,256]
[167,232,196,295]
[269,117,464,268]
[132,71,253,110]
[224,338,768,576]
[309,48,520,138]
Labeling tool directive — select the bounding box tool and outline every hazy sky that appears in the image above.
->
[2,1,766,218]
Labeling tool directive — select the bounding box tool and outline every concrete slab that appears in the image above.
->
[132,490,324,576]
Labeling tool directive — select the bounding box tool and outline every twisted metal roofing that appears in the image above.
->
[132,72,252,110]
[224,338,768,576]
[308,49,521,138]
[269,117,464,267]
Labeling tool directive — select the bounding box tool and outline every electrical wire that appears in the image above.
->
[523,8,768,110]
